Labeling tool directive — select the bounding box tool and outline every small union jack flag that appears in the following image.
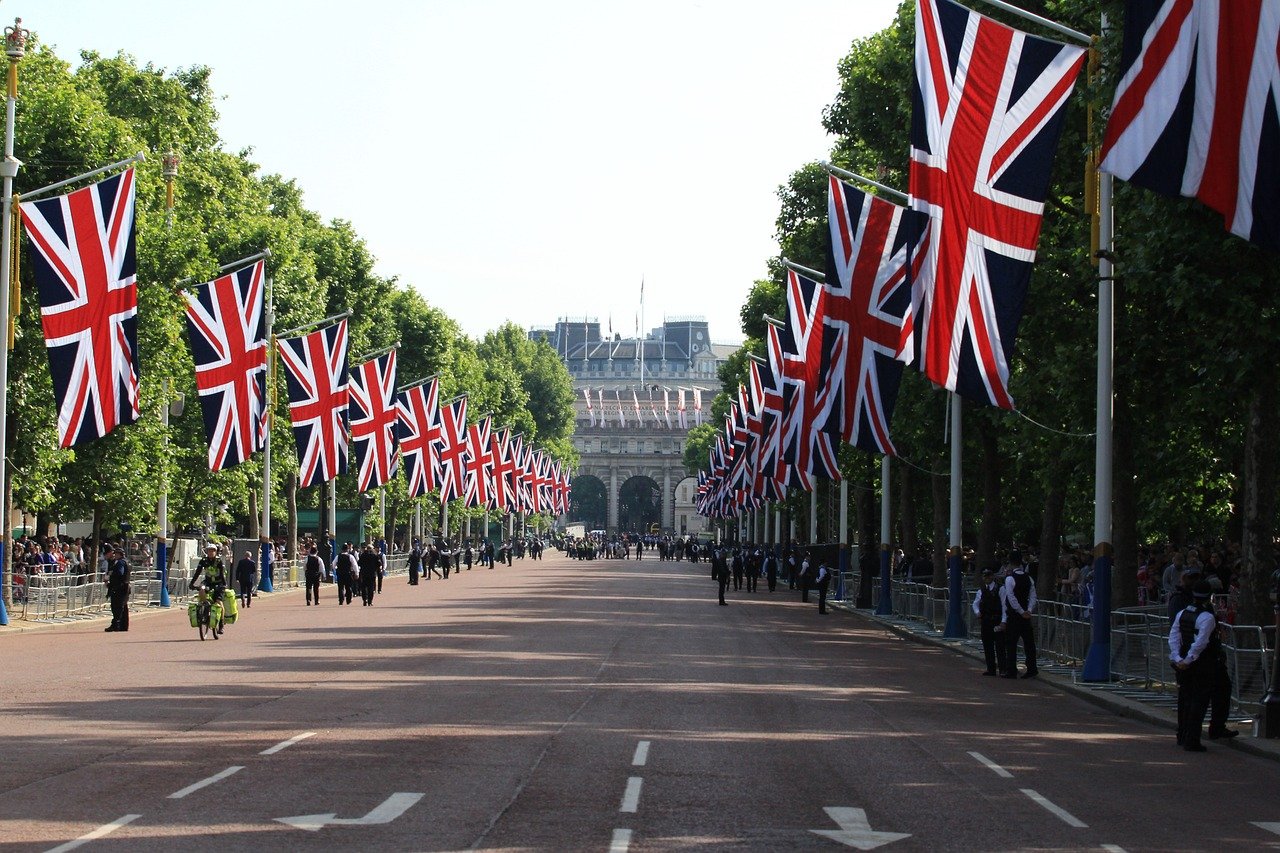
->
[278,319,350,488]
[463,414,495,509]
[349,349,399,492]
[781,268,841,483]
[20,168,140,447]
[395,377,440,499]
[435,395,469,503]
[182,259,267,471]
[490,427,517,512]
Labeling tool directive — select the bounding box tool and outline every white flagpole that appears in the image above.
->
[259,269,275,592]
[943,394,966,638]
[875,455,893,615]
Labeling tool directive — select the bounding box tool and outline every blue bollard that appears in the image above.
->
[258,539,274,593]
[0,539,8,625]
[875,545,893,615]
[943,547,967,638]
[157,539,171,607]
[1082,549,1113,681]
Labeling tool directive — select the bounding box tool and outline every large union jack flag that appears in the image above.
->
[435,395,469,503]
[817,177,928,456]
[490,427,516,512]
[349,349,399,492]
[781,268,840,483]
[1101,0,1280,250]
[278,319,350,488]
[396,377,440,499]
[20,168,140,447]
[906,0,1085,409]
[182,260,267,471]
[463,414,495,509]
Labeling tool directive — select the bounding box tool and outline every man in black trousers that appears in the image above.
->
[358,544,381,606]
[713,548,730,606]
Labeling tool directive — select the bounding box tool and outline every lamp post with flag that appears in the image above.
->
[0,17,28,625]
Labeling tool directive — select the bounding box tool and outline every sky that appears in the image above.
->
[30,0,902,344]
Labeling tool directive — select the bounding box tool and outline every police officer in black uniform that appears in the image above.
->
[815,561,831,614]
[358,544,381,606]
[1169,580,1236,750]
[1002,551,1038,678]
[408,541,422,586]
[303,545,323,605]
[971,568,1007,676]
[104,544,130,632]
[713,547,730,606]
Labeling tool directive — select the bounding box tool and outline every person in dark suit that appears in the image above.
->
[815,561,831,614]
[104,544,131,632]
[765,548,778,592]
[358,544,381,606]
[408,542,422,586]
[713,548,730,606]
[303,545,324,606]
[235,551,256,609]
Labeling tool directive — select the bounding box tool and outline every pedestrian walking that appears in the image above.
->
[235,551,256,609]
[408,541,422,585]
[765,549,778,592]
[358,544,380,606]
[713,548,730,606]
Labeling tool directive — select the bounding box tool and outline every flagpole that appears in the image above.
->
[259,268,275,593]
[0,18,29,626]
[155,152,178,609]
[327,479,337,567]
[19,151,146,202]
[943,394,966,638]
[820,162,909,205]
[876,455,893,615]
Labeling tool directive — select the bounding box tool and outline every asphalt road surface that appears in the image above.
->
[3,552,1279,852]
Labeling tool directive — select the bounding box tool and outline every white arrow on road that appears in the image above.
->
[810,807,910,850]
[276,792,424,832]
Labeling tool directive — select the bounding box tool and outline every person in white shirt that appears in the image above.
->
[815,562,831,614]
[1002,551,1038,678]
[1168,580,1236,750]
[971,568,1007,676]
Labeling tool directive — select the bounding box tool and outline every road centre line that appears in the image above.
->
[168,766,244,799]
[44,814,140,853]
[1101,845,1128,852]
[1020,789,1087,828]
[632,740,650,766]
[610,828,633,852]
[260,732,316,755]
[968,751,1013,778]
[619,777,643,813]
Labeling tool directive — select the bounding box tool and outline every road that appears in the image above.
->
[1,551,1278,852]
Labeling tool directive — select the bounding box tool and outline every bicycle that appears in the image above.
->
[193,582,225,640]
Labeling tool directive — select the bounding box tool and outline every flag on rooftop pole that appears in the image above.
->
[1101,0,1280,250]
[20,168,140,447]
[277,318,350,487]
[905,0,1086,409]
[181,259,267,470]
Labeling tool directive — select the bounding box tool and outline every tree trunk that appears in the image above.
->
[1239,376,1278,626]
[247,488,259,540]
[930,471,948,587]
[898,463,917,558]
[387,505,399,550]
[1112,403,1139,608]
[1037,471,1066,603]
[976,418,1002,572]
[285,472,298,564]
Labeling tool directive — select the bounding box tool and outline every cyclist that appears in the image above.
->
[190,544,229,625]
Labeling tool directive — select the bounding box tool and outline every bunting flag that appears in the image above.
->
[463,414,495,509]
[435,395,469,503]
[181,259,267,471]
[396,377,440,499]
[781,268,840,483]
[278,318,350,487]
[584,386,595,427]
[906,0,1086,408]
[818,176,926,456]
[20,168,140,447]
[348,350,399,492]
[490,427,517,512]
[1101,0,1280,250]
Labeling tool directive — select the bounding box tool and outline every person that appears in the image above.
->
[764,548,778,592]
[358,544,381,606]
[1166,569,1201,620]
[713,547,730,606]
[1169,580,1237,751]
[378,546,388,593]
[235,551,256,609]
[191,544,229,605]
[303,545,324,605]
[815,561,831,614]
[408,541,422,586]
[799,552,813,603]
[746,548,759,593]
[334,543,357,605]
[1002,550,1038,678]
[104,544,131,633]
[972,568,1007,676]
[731,548,744,591]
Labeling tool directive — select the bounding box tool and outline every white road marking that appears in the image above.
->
[1253,822,1280,836]
[44,814,140,853]
[1020,789,1087,828]
[968,751,1013,778]
[168,765,244,799]
[619,776,643,813]
[809,806,911,850]
[260,731,317,755]
[610,827,633,852]
[1101,845,1128,852]
[276,792,424,832]
[632,740,650,766]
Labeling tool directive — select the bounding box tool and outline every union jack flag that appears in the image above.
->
[517,440,536,513]
[529,449,548,514]
[181,259,267,471]
[463,414,495,509]
[1101,0,1280,250]
[20,168,140,448]
[395,377,440,499]
[677,388,688,429]
[749,354,783,502]
[781,268,840,482]
[906,0,1085,408]
[278,319,350,488]
[349,349,399,492]
[435,395,469,503]
[490,427,517,512]
[817,177,928,456]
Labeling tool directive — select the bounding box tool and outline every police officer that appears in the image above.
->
[408,541,422,586]
[815,561,831,614]
[358,544,381,606]
[764,548,778,592]
[104,544,130,632]
[713,547,730,606]
[191,544,229,606]
[972,568,1007,676]
[1169,580,1236,750]
[1002,551,1038,678]
[303,545,324,605]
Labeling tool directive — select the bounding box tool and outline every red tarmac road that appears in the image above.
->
[1,552,1278,852]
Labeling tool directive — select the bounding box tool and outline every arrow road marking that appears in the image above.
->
[1253,822,1280,836]
[44,814,140,853]
[276,792,424,832]
[809,807,910,850]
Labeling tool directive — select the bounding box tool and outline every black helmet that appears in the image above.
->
[1192,580,1213,600]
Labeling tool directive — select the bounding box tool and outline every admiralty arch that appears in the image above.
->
[529,317,737,535]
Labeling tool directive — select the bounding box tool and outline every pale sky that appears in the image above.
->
[30,0,902,344]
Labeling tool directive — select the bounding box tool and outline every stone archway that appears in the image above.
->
[618,475,662,534]
[569,475,607,530]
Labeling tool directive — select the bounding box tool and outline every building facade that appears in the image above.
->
[530,317,736,535]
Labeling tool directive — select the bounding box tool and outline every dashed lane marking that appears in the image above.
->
[167,766,244,799]
[44,814,140,853]
[260,732,316,755]
[619,777,643,814]
[1101,845,1128,852]
[610,827,633,852]
[1020,789,1087,828]
[968,751,1013,778]
[632,740,650,766]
